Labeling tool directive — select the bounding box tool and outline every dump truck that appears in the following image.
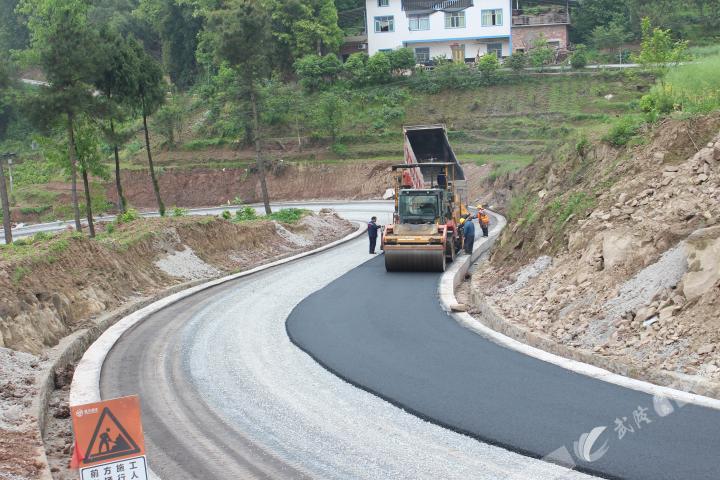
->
[382,125,468,272]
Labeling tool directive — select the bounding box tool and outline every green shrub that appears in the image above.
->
[106,223,115,234]
[20,205,51,215]
[331,143,349,158]
[171,206,188,217]
[505,52,526,72]
[575,133,590,157]
[603,116,643,146]
[388,48,416,73]
[267,208,310,224]
[343,52,369,86]
[235,206,258,222]
[221,210,232,220]
[33,231,53,242]
[117,208,140,224]
[49,239,69,253]
[366,51,393,84]
[294,54,343,91]
[570,45,588,69]
[477,53,500,82]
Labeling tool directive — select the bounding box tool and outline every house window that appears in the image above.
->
[415,47,430,63]
[481,9,503,26]
[445,11,466,29]
[378,0,389,6]
[487,42,503,57]
[409,14,430,31]
[374,16,394,32]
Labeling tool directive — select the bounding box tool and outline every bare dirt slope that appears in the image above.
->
[471,114,720,394]
[0,211,353,479]
[105,162,395,210]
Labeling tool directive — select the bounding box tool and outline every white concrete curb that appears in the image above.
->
[439,212,720,412]
[69,222,366,479]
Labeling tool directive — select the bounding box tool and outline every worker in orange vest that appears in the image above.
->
[477,205,490,237]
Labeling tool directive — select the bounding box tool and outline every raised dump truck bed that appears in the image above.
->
[403,124,465,187]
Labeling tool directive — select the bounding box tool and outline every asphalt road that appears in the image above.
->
[286,255,720,480]
[100,205,592,480]
[0,201,393,243]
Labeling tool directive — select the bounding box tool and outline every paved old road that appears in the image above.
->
[100,203,593,480]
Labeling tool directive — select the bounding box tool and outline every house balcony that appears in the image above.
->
[512,10,569,27]
[401,0,473,12]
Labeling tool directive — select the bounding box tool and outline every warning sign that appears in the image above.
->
[71,395,146,468]
[80,456,148,480]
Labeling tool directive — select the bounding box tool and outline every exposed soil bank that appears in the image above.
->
[0,211,353,479]
[470,113,720,396]
[105,162,396,210]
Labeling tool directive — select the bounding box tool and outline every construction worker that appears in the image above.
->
[477,205,490,237]
[367,216,381,254]
[463,217,475,254]
[456,217,466,253]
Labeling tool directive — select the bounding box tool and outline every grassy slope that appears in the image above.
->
[6,71,653,222]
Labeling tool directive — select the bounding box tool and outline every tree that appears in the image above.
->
[74,118,109,237]
[476,53,499,82]
[129,38,167,216]
[634,17,688,79]
[366,51,392,84]
[203,0,274,214]
[591,21,631,64]
[388,48,416,74]
[570,44,588,69]
[313,90,347,144]
[0,54,16,243]
[268,0,343,69]
[343,52,368,86]
[570,0,632,44]
[94,29,138,214]
[261,80,309,151]
[136,0,202,88]
[19,0,102,233]
[153,91,186,148]
[0,0,29,51]
[528,35,554,72]
[505,51,527,73]
[294,54,343,91]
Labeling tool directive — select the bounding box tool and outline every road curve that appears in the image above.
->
[287,238,720,478]
[100,204,592,480]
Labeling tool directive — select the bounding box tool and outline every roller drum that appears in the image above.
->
[384,247,446,272]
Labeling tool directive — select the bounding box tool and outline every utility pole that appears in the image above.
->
[0,153,15,244]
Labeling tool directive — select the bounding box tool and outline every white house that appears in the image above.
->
[365,0,512,63]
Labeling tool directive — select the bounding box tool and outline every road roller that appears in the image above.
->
[382,125,468,272]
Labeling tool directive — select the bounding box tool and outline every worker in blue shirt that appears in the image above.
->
[463,216,475,254]
[368,216,382,254]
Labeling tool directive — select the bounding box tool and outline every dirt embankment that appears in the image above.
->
[1,213,353,354]
[470,113,720,394]
[106,162,395,209]
[0,211,353,479]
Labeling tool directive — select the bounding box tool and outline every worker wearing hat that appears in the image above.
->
[477,205,490,238]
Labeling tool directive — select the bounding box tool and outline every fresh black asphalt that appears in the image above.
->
[286,255,720,480]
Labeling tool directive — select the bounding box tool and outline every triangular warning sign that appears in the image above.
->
[83,407,141,463]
